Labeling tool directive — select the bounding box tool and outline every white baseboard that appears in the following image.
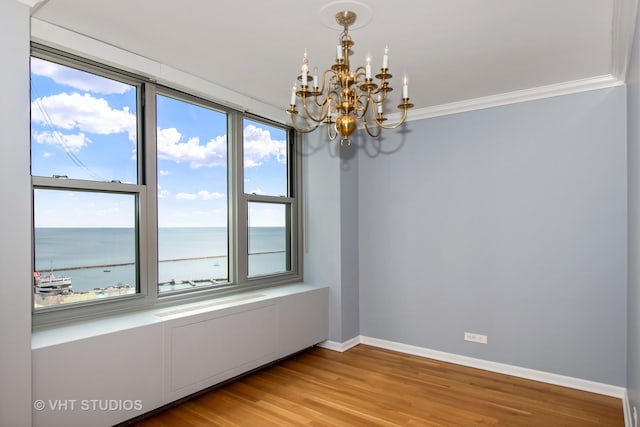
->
[623,389,633,427]
[316,336,360,352]
[321,335,627,399]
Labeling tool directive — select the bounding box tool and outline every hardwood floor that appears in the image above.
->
[129,345,624,426]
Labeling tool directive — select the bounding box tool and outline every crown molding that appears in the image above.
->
[612,0,639,81]
[387,75,623,123]
[16,0,48,9]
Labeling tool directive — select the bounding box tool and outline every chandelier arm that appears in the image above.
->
[288,111,321,134]
[354,66,367,80]
[300,95,330,124]
[309,85,339,120]
[383,88,394,99]
[363,118,382,138]
[311,95,325,109]
[374,107,410,130]
[326,122,338,141]
[289,120,321,134]
[361,102,383,138]
[312,69,338,108]
[353,93,373,119]
[325,90,342,117]
[370,86,388,99]
[353,100,366,119]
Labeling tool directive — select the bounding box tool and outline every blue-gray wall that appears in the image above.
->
[627,0,640,415]
[358,87,627,386]
[303,134,360,343]
[340,148,360,341]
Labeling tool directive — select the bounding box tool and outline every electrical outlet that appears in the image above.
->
[464,332,488,344]
[633,406,638,427]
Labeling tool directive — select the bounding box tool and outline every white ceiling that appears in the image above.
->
[26,0,635,118]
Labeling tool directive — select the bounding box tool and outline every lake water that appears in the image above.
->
[34,227,287,293]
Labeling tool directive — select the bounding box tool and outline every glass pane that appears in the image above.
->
[156,94,228,293]
[243,119,288,197]
[33,189,137,308]
[30,57,138,183]
[248,202,289,277]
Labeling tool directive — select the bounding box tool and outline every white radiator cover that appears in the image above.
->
[167,302,278,397]
[32,284,329,427]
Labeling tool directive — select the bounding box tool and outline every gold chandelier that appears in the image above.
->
[287,10,414,147]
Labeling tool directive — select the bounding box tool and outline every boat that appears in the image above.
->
[34,271,73,295]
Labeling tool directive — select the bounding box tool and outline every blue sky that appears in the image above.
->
[31,57,287,228]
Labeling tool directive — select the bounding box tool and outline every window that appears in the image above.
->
[31,52,143,310]
[156,92,229,293]
[248,202,289,277]
[30,45,301,321]
[243,119,294,278]
[33,190,138,308]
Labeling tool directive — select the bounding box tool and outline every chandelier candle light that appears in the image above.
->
[287,10,414,147]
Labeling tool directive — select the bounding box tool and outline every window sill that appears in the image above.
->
[32,282,324,350]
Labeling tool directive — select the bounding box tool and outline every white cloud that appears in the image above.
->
[155,124,284,169]
[248,188,265,195]
[31,57,132,95]
[31,92,137,142]
[175,192,197,200]
[33,131,91,153]
[243,124,286,168]
[157,184,170,199]
[175,190,225,201]
[159,170,171,176]
[43,152,55,158]
[196,190,225,200]
[157,127,226,168]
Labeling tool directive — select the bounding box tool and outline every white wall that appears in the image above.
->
[0,2,33,426]
[627,0,640,417]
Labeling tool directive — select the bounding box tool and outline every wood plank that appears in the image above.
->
[127,345,624,426]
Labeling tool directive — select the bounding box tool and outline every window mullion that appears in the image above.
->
[142,82,158,298]
[293,130,303,277]
[230,111,248,284]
